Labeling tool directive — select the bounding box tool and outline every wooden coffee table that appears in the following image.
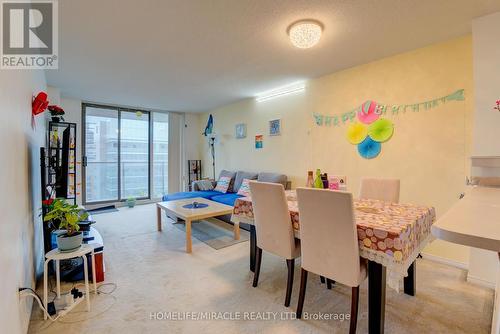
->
[156,197,236,253]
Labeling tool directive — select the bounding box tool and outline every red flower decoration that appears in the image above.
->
[42,199,54,206]
[48,105,65,115]
[495,100,500,112]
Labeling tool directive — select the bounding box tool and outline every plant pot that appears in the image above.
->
[126,199,136,208]
[57,231,83,252]
[51,116,60,122]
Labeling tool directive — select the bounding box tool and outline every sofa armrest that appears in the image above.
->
[192,179,217,191]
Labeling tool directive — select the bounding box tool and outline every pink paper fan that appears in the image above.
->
[358,100,380,124]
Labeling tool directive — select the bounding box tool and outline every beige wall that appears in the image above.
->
[0,70,47,333]
[200,36,474,264]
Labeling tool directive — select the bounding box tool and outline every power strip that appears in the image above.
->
[19,288,85,321]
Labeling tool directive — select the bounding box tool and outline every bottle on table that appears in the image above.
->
[306,171,314,188]
[314,169,324,188]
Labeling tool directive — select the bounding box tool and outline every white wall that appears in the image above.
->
[182,113,201,190]
[472,12,500,156]
[0,70,47,334]
[467,11,500,287]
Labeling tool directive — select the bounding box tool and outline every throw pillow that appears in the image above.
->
[237,178,252,197]
[196,180,214,191]
[214,176,231,193]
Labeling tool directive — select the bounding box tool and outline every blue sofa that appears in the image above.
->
[161,170,289,226]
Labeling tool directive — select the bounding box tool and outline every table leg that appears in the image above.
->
[234,222,240,240]
[156,205,162,231]
[91,250,97,293]
[368,260,386,334]
[403,261,416,296]
[82,255,91,312]
[250,225,256,272]
[43,259,49,320]
[491,253,500,334]
[186,219,192,253]
[56,259,61,298]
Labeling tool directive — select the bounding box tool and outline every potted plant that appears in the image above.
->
[43,198,88,252]
[48,105,65,122]
[126,197,136,208]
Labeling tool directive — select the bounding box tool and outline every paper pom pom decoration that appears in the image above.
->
[346,113,394,159]
[358,100,380,124]
[346,122,368,144]
[357,136,381,159]
[368,118,394,143]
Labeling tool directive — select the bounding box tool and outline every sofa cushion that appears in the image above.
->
[219,169,236,192]
[214,176,231,193]
[234,171,258,192]
[195,180,215,191]
[237,179,252,197]
[210,193,244,207]
[162,190,222,202]
[257,172,287,188]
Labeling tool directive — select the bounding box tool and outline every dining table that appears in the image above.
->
[231,190,436,334]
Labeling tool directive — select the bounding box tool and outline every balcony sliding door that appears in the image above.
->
[83,103,168,205]
[120,111,150,199]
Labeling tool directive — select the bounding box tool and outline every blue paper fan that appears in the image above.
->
[357,136,381,159]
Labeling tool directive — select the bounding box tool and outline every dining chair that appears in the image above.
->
[249,181,300,307]
[359,177,400,203]
[296,188,367,334]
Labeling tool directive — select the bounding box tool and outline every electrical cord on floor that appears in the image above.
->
[21,281,118,326]
[57,282,118,324]
[19,288,61,322]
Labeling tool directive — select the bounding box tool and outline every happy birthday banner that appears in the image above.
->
[313,89,465,127]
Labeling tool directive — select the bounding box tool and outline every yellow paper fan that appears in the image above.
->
[346,122,368,144]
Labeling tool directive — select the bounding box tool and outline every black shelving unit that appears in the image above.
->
[47,121,77,205]
[187,160,201,191]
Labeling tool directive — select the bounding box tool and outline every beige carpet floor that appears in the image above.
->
[29,203,494,334]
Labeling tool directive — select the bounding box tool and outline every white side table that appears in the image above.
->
[43,244,97,320]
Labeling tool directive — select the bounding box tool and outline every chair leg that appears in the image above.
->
[327,278,334,289]
[252,247,263,287]
[285,259,295,307]
[350,286,360,334]
[296,269,308,319]
[320,276,325,284]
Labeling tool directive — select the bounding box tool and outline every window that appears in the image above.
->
[83,103,169,204]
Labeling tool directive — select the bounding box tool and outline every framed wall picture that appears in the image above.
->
[255,135,263,149]
[269,119,281,136]
[235,123,247,139]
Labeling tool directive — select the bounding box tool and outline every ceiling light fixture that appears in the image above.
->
[255,82,306,102]
[288,20,323,49]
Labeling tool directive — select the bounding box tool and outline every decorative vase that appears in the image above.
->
[306,171,314,187]
[51,116,60,122]
[313,169,323,188]
[57,232,83,252]
[321,173,329,188]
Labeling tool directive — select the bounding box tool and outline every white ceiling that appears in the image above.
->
[47,0,500,112]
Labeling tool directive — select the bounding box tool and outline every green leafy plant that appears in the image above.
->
[43,198,88,236]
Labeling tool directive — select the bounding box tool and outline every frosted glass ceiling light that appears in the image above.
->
[288,20,323,49]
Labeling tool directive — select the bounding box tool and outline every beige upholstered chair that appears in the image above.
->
[296,188,367,334]
[249,181,300,307]
[359,178,400,203]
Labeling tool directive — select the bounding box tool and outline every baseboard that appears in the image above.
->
[420,252,468,270]
[467,274,496,290]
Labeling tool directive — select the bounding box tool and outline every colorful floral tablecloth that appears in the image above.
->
[231,190,436,290]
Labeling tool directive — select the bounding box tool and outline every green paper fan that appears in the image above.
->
[368,118,394,143]
[346,122,368,145]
